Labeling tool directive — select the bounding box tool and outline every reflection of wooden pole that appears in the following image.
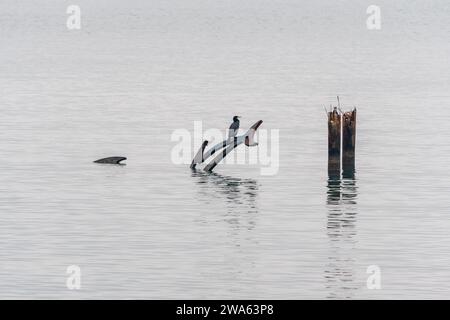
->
[342,108,356,175]
[328,108,341,176]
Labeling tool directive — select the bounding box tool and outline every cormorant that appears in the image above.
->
[228,116,241,139]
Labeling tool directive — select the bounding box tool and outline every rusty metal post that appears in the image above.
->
[328,107,341,177]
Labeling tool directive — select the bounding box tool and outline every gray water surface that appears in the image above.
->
[1,0,450,299]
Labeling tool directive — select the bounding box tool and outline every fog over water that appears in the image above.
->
[1,0,450,299]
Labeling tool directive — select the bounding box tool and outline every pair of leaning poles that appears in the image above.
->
[190,120,263,172]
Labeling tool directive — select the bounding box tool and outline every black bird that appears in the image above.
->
[228,116,241,139]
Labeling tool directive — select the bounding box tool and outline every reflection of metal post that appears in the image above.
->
[191,120,263,172]
[342,108,356,176]
[328,108,341,177]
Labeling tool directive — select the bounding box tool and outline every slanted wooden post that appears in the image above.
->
[342,108,356,176]
[328,107,341,177]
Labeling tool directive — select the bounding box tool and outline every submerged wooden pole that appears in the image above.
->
[328,107,341,177]
[342,108,357,175]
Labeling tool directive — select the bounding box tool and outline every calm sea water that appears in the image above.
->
[1,0,450,299]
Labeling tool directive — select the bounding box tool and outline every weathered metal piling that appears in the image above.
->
[342,108,357,175]
[327,107,341,177]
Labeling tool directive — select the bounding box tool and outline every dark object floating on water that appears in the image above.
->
[94,156,127,164]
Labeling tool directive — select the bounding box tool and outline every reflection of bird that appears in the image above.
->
[228,116,240,139]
